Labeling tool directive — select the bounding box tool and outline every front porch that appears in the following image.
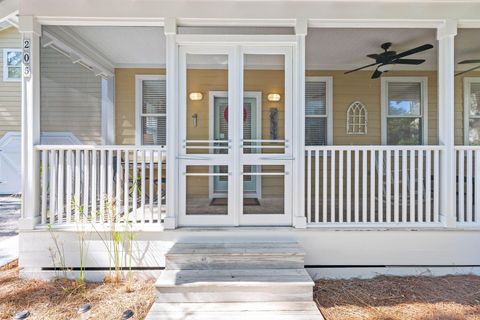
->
[14,15,480,276]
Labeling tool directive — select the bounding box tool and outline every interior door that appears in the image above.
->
[212,93,260,198]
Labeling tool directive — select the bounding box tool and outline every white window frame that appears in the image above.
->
[3,48,22,82]
[305,76,333,145]
[381,76,428,145]
[135,74,167,145]
[463,77,480,145]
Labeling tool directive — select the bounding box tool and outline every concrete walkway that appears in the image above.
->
[0,195,20,267]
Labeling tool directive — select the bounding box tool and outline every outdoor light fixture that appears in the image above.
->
[267,93,281,102]
[189,92,203,101]
[121,310,134,320]
[14,310,30,320]
[78,303,92,320]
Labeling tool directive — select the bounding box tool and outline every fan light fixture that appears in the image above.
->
[189,92,203,101]
[267,93,281,102]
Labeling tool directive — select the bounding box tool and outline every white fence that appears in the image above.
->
[37,145,167,226]
[455,146,480,226]
[305,146,445,226]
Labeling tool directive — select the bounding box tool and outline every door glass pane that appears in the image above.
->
[186,165,228,215]
[243,54,285,153]
[186,54,229,154]
[243,165,284,215]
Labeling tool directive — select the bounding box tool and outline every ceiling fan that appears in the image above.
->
[345,42,434,79]
[455,60,480,76]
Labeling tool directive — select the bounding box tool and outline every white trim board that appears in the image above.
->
[380,76,428,145]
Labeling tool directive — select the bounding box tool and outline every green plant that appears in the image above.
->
[47,224,68,279]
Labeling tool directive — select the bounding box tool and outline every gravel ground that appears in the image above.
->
[0,195,20,240]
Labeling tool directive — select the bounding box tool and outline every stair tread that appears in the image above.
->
[156,269,314,288]
[146,302,324,319]
[167,242,304,256]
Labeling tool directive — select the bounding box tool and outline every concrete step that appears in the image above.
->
[165,242,305,270]
[155,268,314,303]
[145,302,324,320]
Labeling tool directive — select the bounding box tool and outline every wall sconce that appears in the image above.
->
[267,93,281,102]
[192,113,198,128]
[189,92,203,101]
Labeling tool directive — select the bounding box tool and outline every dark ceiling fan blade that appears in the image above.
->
[393,44,434,59]
[344,62,380,74]
[455,65,480,76]
[367,54,380,60]
[459,59,480,64]
[394,59,426,65]
[371,69,382,79]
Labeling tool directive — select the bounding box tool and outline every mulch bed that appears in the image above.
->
[315,275,480,320]
[2,261,480,320]
[0,261,155,320]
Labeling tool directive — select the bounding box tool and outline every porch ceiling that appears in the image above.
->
[52,25,478,71]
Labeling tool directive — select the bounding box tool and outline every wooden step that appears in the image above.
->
[145,302,324,320]
[155,269,314,303]
[165,242,305,270]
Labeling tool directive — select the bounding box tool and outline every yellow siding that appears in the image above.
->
[0,27,21,138]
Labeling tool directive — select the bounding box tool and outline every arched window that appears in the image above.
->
[347,101,367,134]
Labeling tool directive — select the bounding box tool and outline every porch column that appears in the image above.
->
[19,16,41,230]
[293,19,307,228]
[164,18,178,229]
[437,20,457,228]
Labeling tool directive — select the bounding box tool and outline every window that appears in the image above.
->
[305,77,332,145]
[3,49,22,81]
[381,77,427,145]
[464,78,480,145]
[135,75,166,145]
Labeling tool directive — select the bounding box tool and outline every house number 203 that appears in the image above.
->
[23,39,31,78]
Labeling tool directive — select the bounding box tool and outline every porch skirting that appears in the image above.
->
[19,228,480,280]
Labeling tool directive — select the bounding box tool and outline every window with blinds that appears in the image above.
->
[385,80,425,145]
[467,81,480,145]
[305,79,328,145]
[140,78,166,145]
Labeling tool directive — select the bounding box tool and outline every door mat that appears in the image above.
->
[210,198,260,206]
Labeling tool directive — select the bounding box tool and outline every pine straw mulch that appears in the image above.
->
[315,275,480,320]
[0,261,156,320]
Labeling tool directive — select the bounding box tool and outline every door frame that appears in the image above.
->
[208,90,262,199]
[176,37,296,227]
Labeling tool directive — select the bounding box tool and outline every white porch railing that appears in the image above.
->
[36,145,167,226]
[455,146,480,226]
[305,146,445,227]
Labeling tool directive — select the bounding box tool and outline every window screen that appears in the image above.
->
[305,80,328,145]
[141,79,166,145]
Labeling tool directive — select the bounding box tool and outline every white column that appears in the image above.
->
[19,16,41,230]
[101,77,115,145]
[164,17,178,229]
[293,19,307,228]
[437,20,457,228]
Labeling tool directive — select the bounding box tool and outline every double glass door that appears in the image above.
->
[178,43,294,226]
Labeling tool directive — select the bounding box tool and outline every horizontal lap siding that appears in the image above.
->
[40,46,102,144]
[0,28,21,137]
